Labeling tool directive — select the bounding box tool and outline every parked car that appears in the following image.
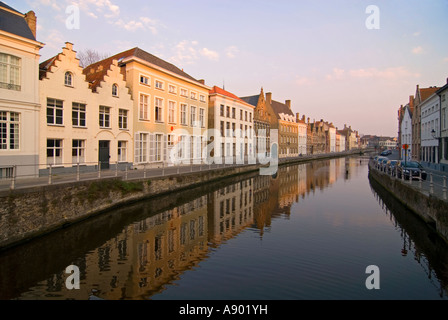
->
[397,161,427,180]
[386,160,398,176]
[381,150,392,156]
[375,157,389,171]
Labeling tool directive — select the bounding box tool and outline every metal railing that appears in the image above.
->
[370,159,448,201]
[0,149,366,191]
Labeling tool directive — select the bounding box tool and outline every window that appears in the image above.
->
[72,139,85,164]
[99,106,110,128]
[139,94,149,120]
[191,91,197,100]
[240,110,243,120]
[180,88,188,97]
[226,122,230,137]
[0,111,19,150]
[226,106,230,118]
[140,75,150,86]
[245,111,248,121]
[155,134,163,161]
[168,134,175,147]
[119,109,128,129]
[200,95,206,102]
[47,98,63,125]
[190,106,196,127]
[0,53,21,91]
[180,104,187,125]
[137,133,148,163]
[232,123,236,137]
[199,108,205,128]
[47,139,62,165]
[168,101,176,123]
[155,98,163,122]
[169,85,177,94]
[72,103,86,127]
[112,84,118,97]
[118,141,127,162]
[64,72,73,87]
[155,80,164,90]
[220,121,224,137]
[220,105,225,117]
[232,108,236,119]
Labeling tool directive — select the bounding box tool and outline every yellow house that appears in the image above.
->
[86,48,210,167]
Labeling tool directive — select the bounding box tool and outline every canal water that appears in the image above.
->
[1,156,448,300]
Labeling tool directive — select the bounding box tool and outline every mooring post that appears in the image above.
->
[115,161,118,177]
[430,172,434,194]
[443,175,447,200]
[98,161,101,179]
[144,163,147,179]
[77,162,80,181]
[10,165,16,190]
[49,164,52,185]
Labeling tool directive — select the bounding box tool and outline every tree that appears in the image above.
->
[78,49,110,68]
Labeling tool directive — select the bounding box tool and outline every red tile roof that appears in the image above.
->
[209,86,248,105]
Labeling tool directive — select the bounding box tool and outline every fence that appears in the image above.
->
[370,159,448,201]
[0,150,365,191]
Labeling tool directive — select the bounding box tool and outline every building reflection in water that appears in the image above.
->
[8,156,419,300]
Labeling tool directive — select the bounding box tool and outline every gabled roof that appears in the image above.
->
[417,86,440,104]
[0,2,35,41]
[83,47,204,90]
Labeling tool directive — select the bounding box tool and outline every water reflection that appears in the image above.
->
[368,175,448,298]
[1,156,446,299]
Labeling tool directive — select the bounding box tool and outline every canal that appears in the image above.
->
[1,156,448,300]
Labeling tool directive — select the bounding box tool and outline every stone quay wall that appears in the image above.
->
[0,150,366,251]
[368,163,448,244]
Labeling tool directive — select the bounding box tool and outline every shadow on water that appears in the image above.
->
[368,175,448,298]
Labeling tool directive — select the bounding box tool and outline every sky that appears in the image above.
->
[8,0,448,137]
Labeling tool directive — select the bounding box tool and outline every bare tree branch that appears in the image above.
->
[78,49,110,68]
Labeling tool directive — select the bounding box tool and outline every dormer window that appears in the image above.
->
[112,83,118,97]
[64,72,73,87]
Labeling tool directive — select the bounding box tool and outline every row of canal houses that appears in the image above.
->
[398,79,448,170]
[0,3,362,178]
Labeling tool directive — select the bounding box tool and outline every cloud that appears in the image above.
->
[325,68,345,80]
[30,0,62,11]
[443,57,448,63]
[295,76,316,86]
[226,46,239,59]
[170,40,219,65]
[325,66,420,81]
[200,48,219,61]
[413,31,421,37]
[412,46,424,54]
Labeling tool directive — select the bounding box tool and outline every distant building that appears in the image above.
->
[0,3,44,178]
[411,85,440,161]
[240,88,273,158]
[296,114,307,155]
[420,92,440,164]
[400,105,412,161]
[437,79,448,168]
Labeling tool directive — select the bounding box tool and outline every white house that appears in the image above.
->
[420,93,440,164]
[39,42,134,173]
[400,105,412,161]
[0,3,44,179]
[208,86,255,163]
[296,115,307,155]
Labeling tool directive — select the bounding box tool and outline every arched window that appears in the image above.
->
[64,72,73,86]
[112,83,118,97]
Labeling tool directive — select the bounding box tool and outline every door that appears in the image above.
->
[99,140,110,170]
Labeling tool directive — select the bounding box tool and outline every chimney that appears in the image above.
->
[302,115,305,121]
[296,112,300,121]
[266,92,272,104]
[307,117,310,124]
[285,100,291,109]
[25,11,37,39]
[198,79,205,85]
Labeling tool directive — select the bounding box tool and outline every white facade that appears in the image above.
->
[39,42,134,173]
[298,121,307,155]
[209,87,255,163]
[0,7,44,178]
[438,84,448,165]
[328,126,336,153]
[400,106,412,161]
[420,93,440,163]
